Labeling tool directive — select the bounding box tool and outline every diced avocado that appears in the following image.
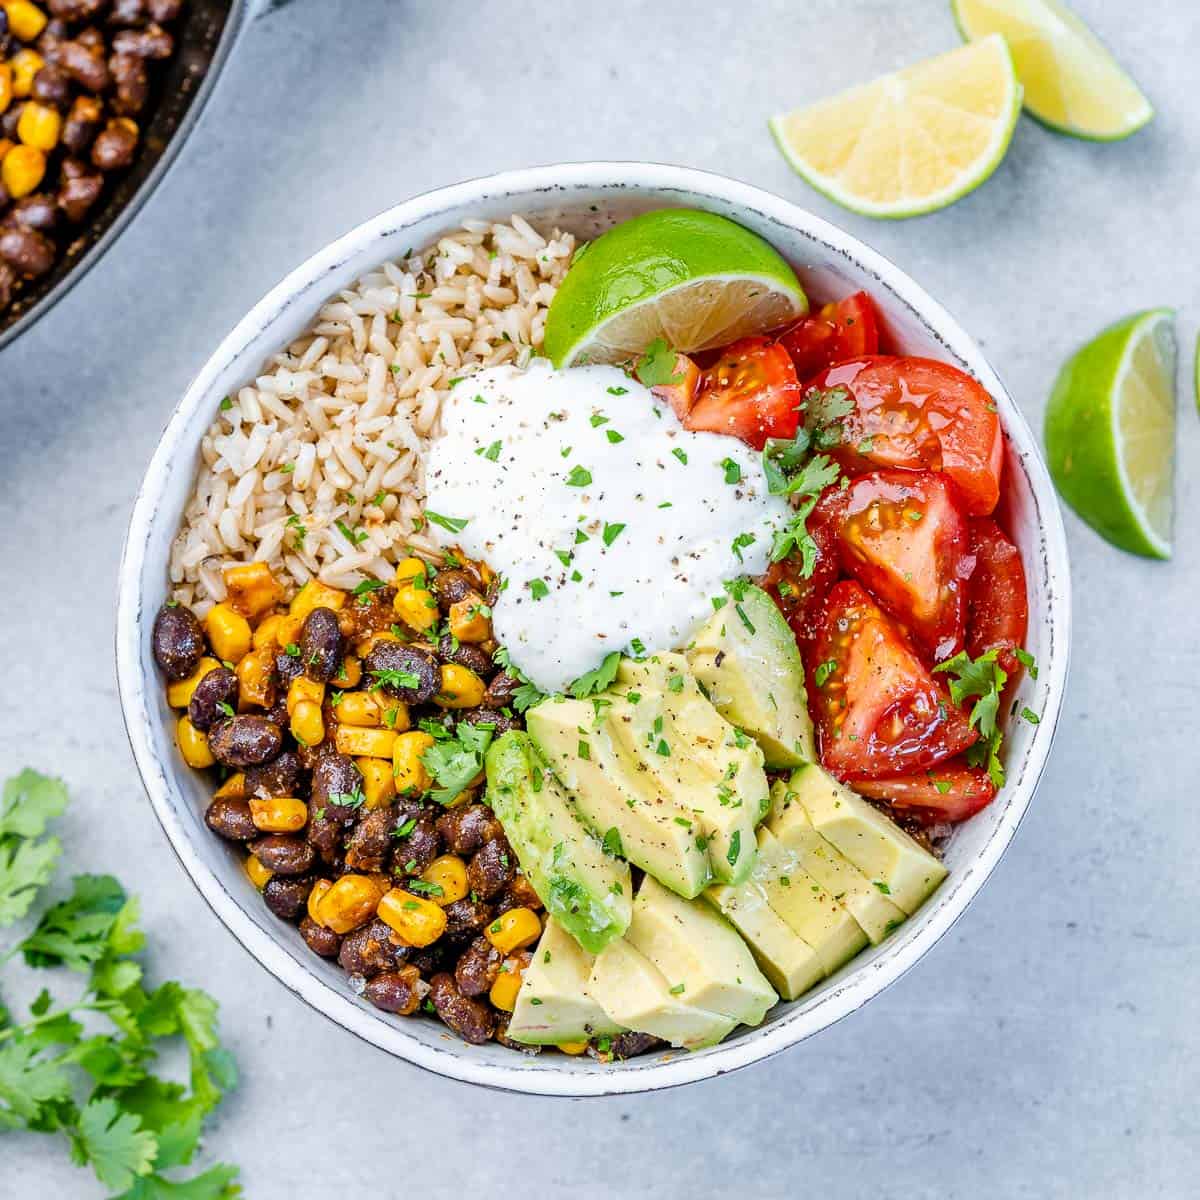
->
[485,731,631,954]
[786,764,947,915]
[588,937,736,1050]
[609,655,764,884]
[507,917,626,1045]
[767,777,906,944]
[527,697,710,899]
[627,876,776,1026]
[686,584,815,768]
[755,828,867,976]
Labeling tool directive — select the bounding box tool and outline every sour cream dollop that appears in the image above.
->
[423,362,791,694]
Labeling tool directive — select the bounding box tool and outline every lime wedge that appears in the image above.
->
[543,209,807,367]
[1045,309,1176,559]
[768,34,1021,219]
[952,0,1153,140]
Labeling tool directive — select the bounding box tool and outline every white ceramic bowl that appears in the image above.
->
[116,163,1071,1097]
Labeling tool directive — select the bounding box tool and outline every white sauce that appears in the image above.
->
[423,362,791,694]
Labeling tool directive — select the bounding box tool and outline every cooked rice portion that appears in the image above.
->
[168,216,576,616]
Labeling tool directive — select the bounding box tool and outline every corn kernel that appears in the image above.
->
[248,796,308,834]
[435,663,486,709]
[252,613,285,652]
[0,65,12,115]
[16,101,59,152]
[166,656,221,708]
[9,49,42,98]
[290,700,325,748]
[1,142,44,198]
[307,879,333,926]
[334,725,396,759]
[393,556,428,587]
[275,613,304,651]
[354,630,400,659]
[356,757,395,809]
[489,956,527,1012]
[334,654,362,688]
[376,888,447,947]
[203,603,252,663]
[286,675,325,717]
[375,696,410,732]
[335,690,380,727]
[392,582,439,633]
[289,579,346,621]
[245,854,273,889]
[392,730,434,795]
[4,1,47,41]
[317,874,384,934]
[557,1041,589,1056]
[485,907,541,955]
[448,595,491,643]
[235,649,276,709]
[177,715,215,768]
[223,561,284,621]
[214,772,246,800]
[421,855,469,906]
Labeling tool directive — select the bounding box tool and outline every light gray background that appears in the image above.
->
[3,1,1197,1195]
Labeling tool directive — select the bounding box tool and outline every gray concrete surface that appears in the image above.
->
[2,1,1197,1195]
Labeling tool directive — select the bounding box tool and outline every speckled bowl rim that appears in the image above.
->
[116,162,1071,1097]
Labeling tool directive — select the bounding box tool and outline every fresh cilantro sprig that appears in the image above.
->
[934,648,1015,787]
[0,770,240,1197]
[632,338,682,388]
[421,724,496,806]
[493,647,548,713]
[568,652,621,700]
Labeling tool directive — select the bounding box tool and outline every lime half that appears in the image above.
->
[769,34,1021,219]
[543,210,807,367]
[953,0,1153,141]
[1045,308,1176,559]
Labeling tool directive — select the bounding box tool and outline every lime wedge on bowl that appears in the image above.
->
[1044,308,1176,559]
[543,209,807,367]
[768,34,1021,219]
[952,0,1153,140]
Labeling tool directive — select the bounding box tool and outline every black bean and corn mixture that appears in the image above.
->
[151,553,660,1061]
[0,0,185,313]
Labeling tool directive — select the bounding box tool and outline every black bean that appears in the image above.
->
[252,835,315,876]
[47,0,106,15]
[92,119,138,170]
[107,0,145,19]
[274,648,304,689]
[9,193,59,232]
[435,803,502,857]
[608,1031,665,1060]
[59,39,110,92]
[468,837,514,900]
[390,813,439,877]
[300,607,342,683]
[344,808,396,873]
[0,227,54,277]
[362,641,439,703]
[432,569,476,612]
[338,918,406,977]
[61,96,102,154]
[311,754,364,818]
[208,716,284,768]
[147,0,183,19]
[263,874,314,921]
[456,706,519,736]
[30,64,71,106]
[365,966,422,1015]
[442,897,494,939]
[428,973,494,1044]
[58,170,104,223]
[299,915,341,958]
[151,603,204,680]
[244,749,303,799]
[454,936,502,997]
[109,51,148,115]
[498,873,543,914]
[112,23,174,58]
[0,264,14,311]
[482,671,521,710]
[0,103,21,142]
[204,796,257,842]
[437,636,492,676]
[187,667,238,732]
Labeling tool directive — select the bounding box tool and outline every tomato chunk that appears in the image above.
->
[836,470,971,661]
[808,582,977,780]
[778,291,880,382]
[853,765,997,825]
[966,518,1029,678]
[758,485,845,647]
[686,336,802,449]
[811,356,1004,515]
[650,352,701,424]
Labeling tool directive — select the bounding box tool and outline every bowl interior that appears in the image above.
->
[119,166,1069,1096]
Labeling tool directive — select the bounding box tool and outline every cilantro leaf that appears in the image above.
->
[568,652,621,699]
[934,649,1009,787]
[19,874,128,972]
[73,1095,159,1192]
[421,724,496,805]
[633,338,682,388]
[0,771,67,927]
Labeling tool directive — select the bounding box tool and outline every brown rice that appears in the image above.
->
[168,216,576,616]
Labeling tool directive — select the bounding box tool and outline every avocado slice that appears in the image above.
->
[485,731,631,954]
[685,584,815,768]
[785,764,947,915]
[507,917,626,1045]
[588,937,736,1050]
[609,655,765,884]
[767,777,906,944]
[526,697,710,899]
[626,876,777,1027]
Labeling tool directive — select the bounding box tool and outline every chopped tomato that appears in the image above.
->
[966,518,1029,678]
[685,336,802,450]
[853,765,997,825]
[812,356,1004,515]
[758,485,845,647]
[777,291,880,382]
[836,470,972,661]
[650,352,701,424]
[808,582,977,780]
